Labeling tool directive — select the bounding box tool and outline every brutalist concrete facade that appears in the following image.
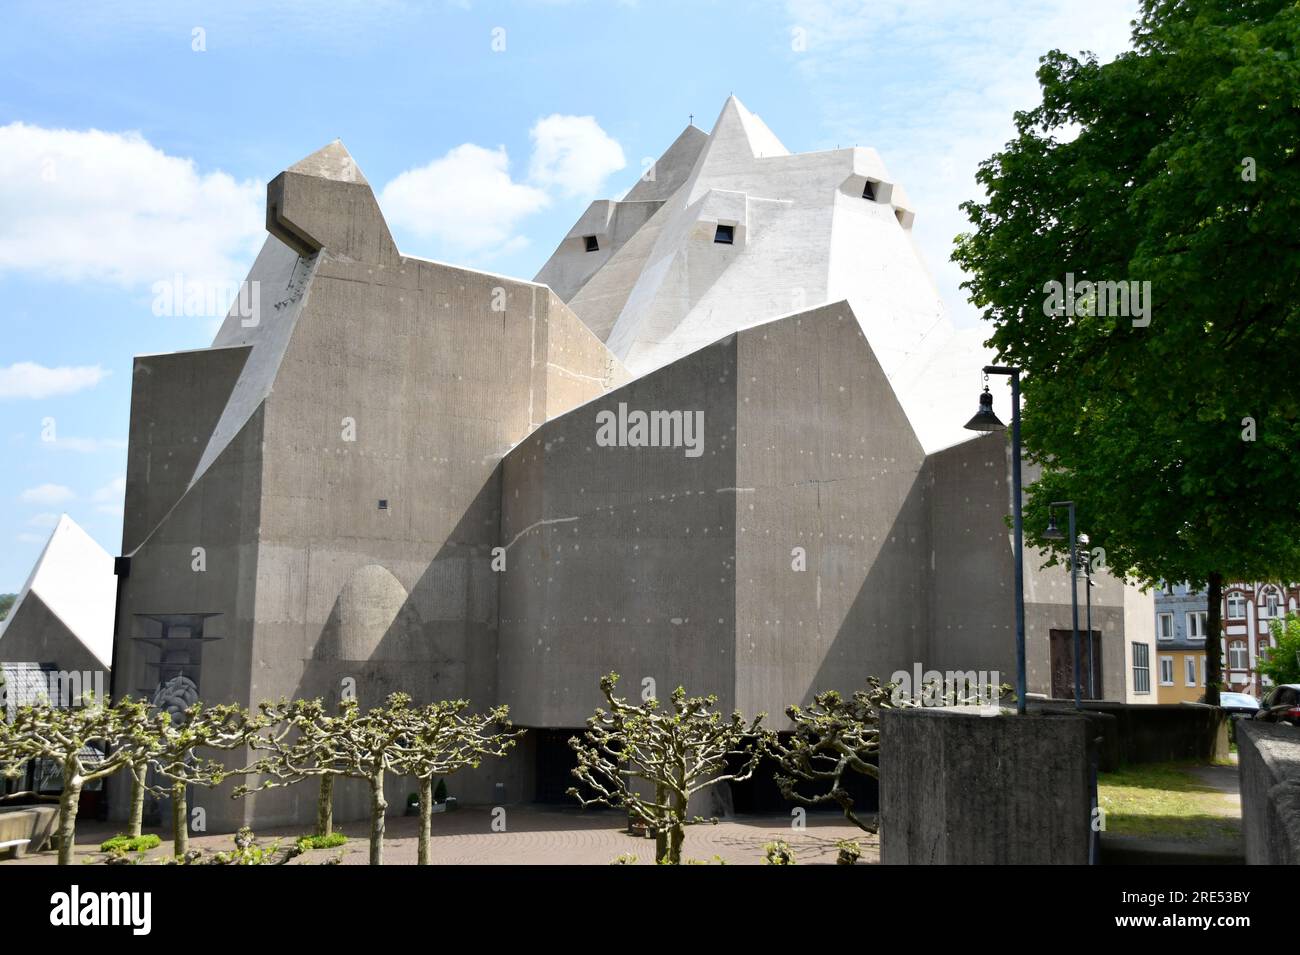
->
[109,98,1155,829]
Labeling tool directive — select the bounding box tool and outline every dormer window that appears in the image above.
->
[714,224,734,245]
[862,180,877,200]
[583,235,599,252]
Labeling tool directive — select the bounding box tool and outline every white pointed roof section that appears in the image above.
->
[545,94,984,453]
[0,515,115,669]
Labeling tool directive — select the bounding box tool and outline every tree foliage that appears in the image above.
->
[568,673,771,865]
[953,0,1300,703]
[1259,612,1300,686]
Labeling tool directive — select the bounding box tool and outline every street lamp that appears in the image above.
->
[1081,533,1095,700]
[1044,500,1082,709]
[964,367,1026,715]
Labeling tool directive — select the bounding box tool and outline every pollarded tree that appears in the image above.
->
[0,697,150,864]
[247,698,348,839]
[148,702,265,858]
[770,677,904,833]
[568,673,772,865]
[953,0,1300,705]
[243,693,416,866]
[394,700,522,866]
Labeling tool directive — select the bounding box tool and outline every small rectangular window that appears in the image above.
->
[714,224,734,244]
[1185,656,1197,687]
[1157,612,1173,640]
[1227,594,1246,619]
[1187,611,1207,640]
[378,499,389,510]
[862,180,876,200]
[1132,642,1150,694]
[583,235,599,252]
[1159,656,1174,685]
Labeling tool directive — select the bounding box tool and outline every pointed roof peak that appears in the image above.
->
[707,95,789,159]
[287,139,369,185]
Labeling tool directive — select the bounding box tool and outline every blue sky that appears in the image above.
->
[0,0,1140,591]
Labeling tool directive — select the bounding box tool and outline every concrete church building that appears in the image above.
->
[94,96,1156,829]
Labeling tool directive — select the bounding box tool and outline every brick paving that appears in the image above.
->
[1,806,878,866]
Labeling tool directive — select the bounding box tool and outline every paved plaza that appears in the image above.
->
[1,807,878,866]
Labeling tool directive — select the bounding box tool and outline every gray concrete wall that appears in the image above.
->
[879,707,1092,864]
[734,303,928,723]
[926,438,1131,701]
[0,595,105,676]
[1237,720,1300,864]
[498,324,739,727]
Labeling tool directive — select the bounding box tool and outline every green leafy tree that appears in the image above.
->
[0,593,15,621]
[953,0,1300,704]
[1259,612,1300,686]
[568,673,771,865]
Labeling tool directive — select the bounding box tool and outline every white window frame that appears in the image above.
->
[1264,592,1280,619]
[1227,594,1246,620]
[1185,656,1197,687]
[1228,641,1248,670]
[1157,612,1174,641]
[1159,656,1175,686]
[1187,611,1207,641]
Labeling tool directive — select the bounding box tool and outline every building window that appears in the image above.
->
[378,499,388,510]
[1227,594,1246,619]
[862,180,877,200]
[1157,612,1174,641]
[1200,655,1207,686]
[1132,643,1151,694]
[1187,611,1207,640]
[714,224,734,244]
[1264,592,1280,618]
[1228,641,1248,670]
[1184,656,1197,687]
[583,235,599,252]
[1159,656,1174,686]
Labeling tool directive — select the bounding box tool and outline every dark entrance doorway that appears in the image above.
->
[534,728,585,804]
[1049,629,1102,700]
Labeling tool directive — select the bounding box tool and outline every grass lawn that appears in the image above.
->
[1098,763,1240,842]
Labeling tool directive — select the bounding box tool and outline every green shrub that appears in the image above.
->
[99,834,162,853]
[296,832,348,851]
[836,839,862,865]
[763,840,796,865]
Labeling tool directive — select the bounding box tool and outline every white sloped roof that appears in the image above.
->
[0,514,115,669]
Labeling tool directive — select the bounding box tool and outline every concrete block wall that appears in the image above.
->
[1237,720,1300,864]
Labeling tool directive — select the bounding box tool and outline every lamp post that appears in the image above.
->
[1081,533,1095,699]
[1043,501,1081,708]
[964,366,1026,715]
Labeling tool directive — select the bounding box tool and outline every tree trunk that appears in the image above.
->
[666,791,687,865]
[315,775,334,837]
[368,772,386,866]
[127,763,147,839]
[56,772,82,866]
[1206,572,1223,706]
[171,780,188,858]
[653,782,668,863]
[418,776,432,866]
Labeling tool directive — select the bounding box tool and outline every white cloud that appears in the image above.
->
[92,476,127,503]
[379,114,626,259]
[0,123,264,288]
[379,144,550,253]
[783,0,1139,328]
[0,362,110,399]
[20,483,74,505]
[528,114,626,198]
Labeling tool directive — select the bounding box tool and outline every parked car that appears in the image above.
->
[1201,691,1260,718]
[1254,685,1300,725]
